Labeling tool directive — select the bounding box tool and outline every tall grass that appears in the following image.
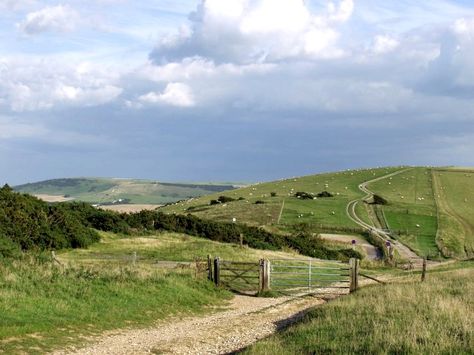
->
[0,254,230,353]
[245,264,474,354]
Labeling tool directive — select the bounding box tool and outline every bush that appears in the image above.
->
[317,191,333,198]
[210,199,220,205]
[217,196,235,203]
[270,192,277,197]
[0,186,100,253]
[295,191,314,199]
[373,194,388,205]
[255,200,265,204]
[0,235,21,258]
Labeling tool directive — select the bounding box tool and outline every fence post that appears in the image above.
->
[213,257,220,286]
[239,233,244,247]
[259,259,270,293]
[421,258,427,282]
[207,255,213,282]
[355,259,359,290]
[349,258,359,293]
[132,251,137,266]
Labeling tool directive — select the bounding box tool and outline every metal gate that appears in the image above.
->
[269,258,352,295]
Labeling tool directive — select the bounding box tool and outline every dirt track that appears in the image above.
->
[53,294,327,355]
[319,233,381,260]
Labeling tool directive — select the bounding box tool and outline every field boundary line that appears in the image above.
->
[277,198,285,224]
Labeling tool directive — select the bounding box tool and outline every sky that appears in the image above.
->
[1,0,474,185]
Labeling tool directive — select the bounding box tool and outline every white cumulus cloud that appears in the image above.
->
[0,57,123,112]
[151,0,354,64]
[372,35,400,54]
[18,5,80,34]
[137,82,195,107]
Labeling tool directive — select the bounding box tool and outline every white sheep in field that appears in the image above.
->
[416,224,420,228]
[331,211,336,215]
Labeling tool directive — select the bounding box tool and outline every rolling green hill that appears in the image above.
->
[160,166,474,259]
[14,178,236,205]
[161,167,402,231]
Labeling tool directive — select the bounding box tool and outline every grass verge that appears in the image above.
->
[244,263,474,354]
[0,255,231,353]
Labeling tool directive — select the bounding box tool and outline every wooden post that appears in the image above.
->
[239,233,244,247]
[259,259,270,292]
[349,258,359,293]
[213,257,220,286]
[207,255,213,281]
[421,258,427,282]
[355,259,359,291]
[132,251,137,266]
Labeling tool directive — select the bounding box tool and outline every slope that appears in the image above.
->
[14,178,235,205]
[433,169,474,258]
[160,167,403,234]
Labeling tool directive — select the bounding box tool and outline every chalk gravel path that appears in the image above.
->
[54,294,327,355]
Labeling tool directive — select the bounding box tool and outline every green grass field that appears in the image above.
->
[433,169,474,258]
[0,256,230,354]
[14,178,235,205]
[245,263,474,355]
[0,231,304,353]
[60,231,303,264]
[367,168,439,257]
[162,167,402,231]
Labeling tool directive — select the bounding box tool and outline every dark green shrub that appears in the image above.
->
[295,191,314,199]
[373,194,388,205]
[217,196,235,203]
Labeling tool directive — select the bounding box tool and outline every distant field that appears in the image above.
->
[161,167,402,231]
[99,204,161,213]
[367,167,439,257]
[14,178,235,205]
[433,169,474,258]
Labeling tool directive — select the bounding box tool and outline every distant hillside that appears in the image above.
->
[160,166,474,260]
[14,178,236,205]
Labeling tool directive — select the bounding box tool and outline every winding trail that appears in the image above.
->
[53,294,327,355]
[345,168,424,265]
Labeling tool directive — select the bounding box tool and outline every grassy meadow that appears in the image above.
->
[0,256,230,354]
[0,231,305,353]
[433,169,474,258]
[367,168,439,257]
[162,167,402,231]
[245,262,474,355]
[60,231,303,264]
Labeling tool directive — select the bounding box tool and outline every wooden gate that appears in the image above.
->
[211,257,261,293]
